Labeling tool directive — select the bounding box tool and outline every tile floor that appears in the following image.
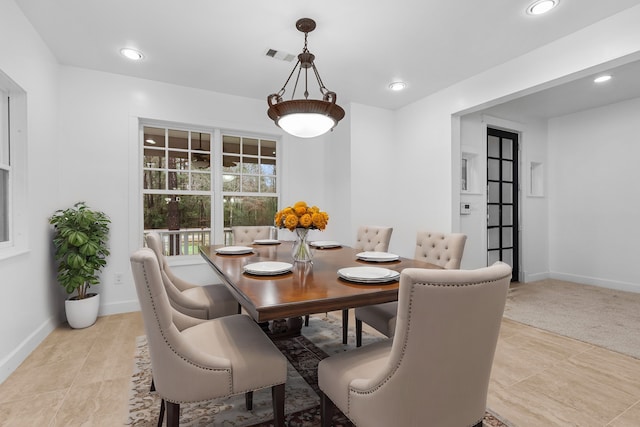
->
[1,307,639,426]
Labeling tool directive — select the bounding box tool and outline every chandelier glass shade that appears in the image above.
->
[267,18,345,138]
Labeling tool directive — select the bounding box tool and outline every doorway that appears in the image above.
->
[487,127,519,280]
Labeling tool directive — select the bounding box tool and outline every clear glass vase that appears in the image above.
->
[292,228,313,263]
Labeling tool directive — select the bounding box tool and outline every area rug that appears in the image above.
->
[127,315,509,426]
[504,279,640,359]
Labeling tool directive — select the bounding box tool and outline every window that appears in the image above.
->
[0,69,27,255]
[0,87,9,244]
[222,134,278,243]
[141,124,279,255]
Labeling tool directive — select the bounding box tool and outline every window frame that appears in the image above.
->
[0,68,28,258]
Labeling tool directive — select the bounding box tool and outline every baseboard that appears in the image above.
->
[522,271,549,283]
[550,271,640,294]
[0,316,57,384]
[98,299,141,316]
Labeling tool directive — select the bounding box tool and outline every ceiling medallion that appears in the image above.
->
[267,18,345,138]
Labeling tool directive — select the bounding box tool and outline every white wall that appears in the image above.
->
[548,97,640,292]
[0,0,62,382]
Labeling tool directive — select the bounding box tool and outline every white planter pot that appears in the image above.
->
[65,293,100,329]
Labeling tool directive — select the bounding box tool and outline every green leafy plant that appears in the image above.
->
[49,202,111,299]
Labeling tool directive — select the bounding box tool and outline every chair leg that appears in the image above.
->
[320,391,336,427]
[157,399,165,427]
[304,314,310,326]
[237,302,242,314]
[272,383,285,427]
[356,318,363,347]
[245,390,253,410]
[165,401,180,427]
[342,309,349,345]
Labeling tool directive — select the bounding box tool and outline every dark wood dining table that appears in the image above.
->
[199,241,441,337]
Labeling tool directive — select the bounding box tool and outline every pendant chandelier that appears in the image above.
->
[267,18,345,138]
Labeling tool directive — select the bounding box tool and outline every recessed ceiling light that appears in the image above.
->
[389,81,406,91]
[120,48,144,60]
[527,0,559,15]
[594,75,612,83]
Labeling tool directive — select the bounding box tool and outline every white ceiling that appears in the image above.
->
[14,0,640,114]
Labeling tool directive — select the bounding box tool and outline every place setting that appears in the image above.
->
[243,261,293,276]
[355,251,400,263]
[337,266,400,284]
[309,240,342,249]
[252,239,281,245]
[215,246,255,255]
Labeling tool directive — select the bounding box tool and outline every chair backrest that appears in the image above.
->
[414,231,467,269]
[130,248,232,402]
[232,226,272,245]
[349,262,512,427]
[145,232,195,292]
[354,226,393,252]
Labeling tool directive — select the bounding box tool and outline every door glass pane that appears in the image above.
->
[502,249,513,268]
[502,138,513,160]
[488,250,500,266]
[0,169,7,242]
[502,160,513,182]
[502,205,513,226]
[488,205,500,226]
[488,135,500,157]
[502,227,513,247]
[502,183,513,203]
[488,228,499,249]
[488,182,500,203]
[488,159,500,181]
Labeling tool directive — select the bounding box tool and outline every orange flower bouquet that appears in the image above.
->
[274,201,329,262]
[274,201,329,231]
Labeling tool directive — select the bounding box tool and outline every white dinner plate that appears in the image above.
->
[337,266,400,284]
[356,251,400,262]
[244,261,293,276]
[216,246,254,255]
[310,240,342,249]
[252,239,281,245]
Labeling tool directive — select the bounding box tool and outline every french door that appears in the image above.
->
[487,128,519,281]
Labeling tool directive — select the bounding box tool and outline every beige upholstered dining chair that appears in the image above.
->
[130,248,287,427]
[332,225,394,345]
[231,225,272,245]
[354,230,467,346]
[319,262,512,427]
[145,232,239,319]
[354,225,393,252]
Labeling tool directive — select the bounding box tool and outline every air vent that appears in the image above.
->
[265,48,296,62]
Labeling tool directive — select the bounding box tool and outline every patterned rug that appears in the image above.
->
[127,314,509,426]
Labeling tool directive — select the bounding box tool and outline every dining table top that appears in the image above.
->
[199,241,442,322]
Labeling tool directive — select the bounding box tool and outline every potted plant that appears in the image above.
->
[49,202,111,328]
